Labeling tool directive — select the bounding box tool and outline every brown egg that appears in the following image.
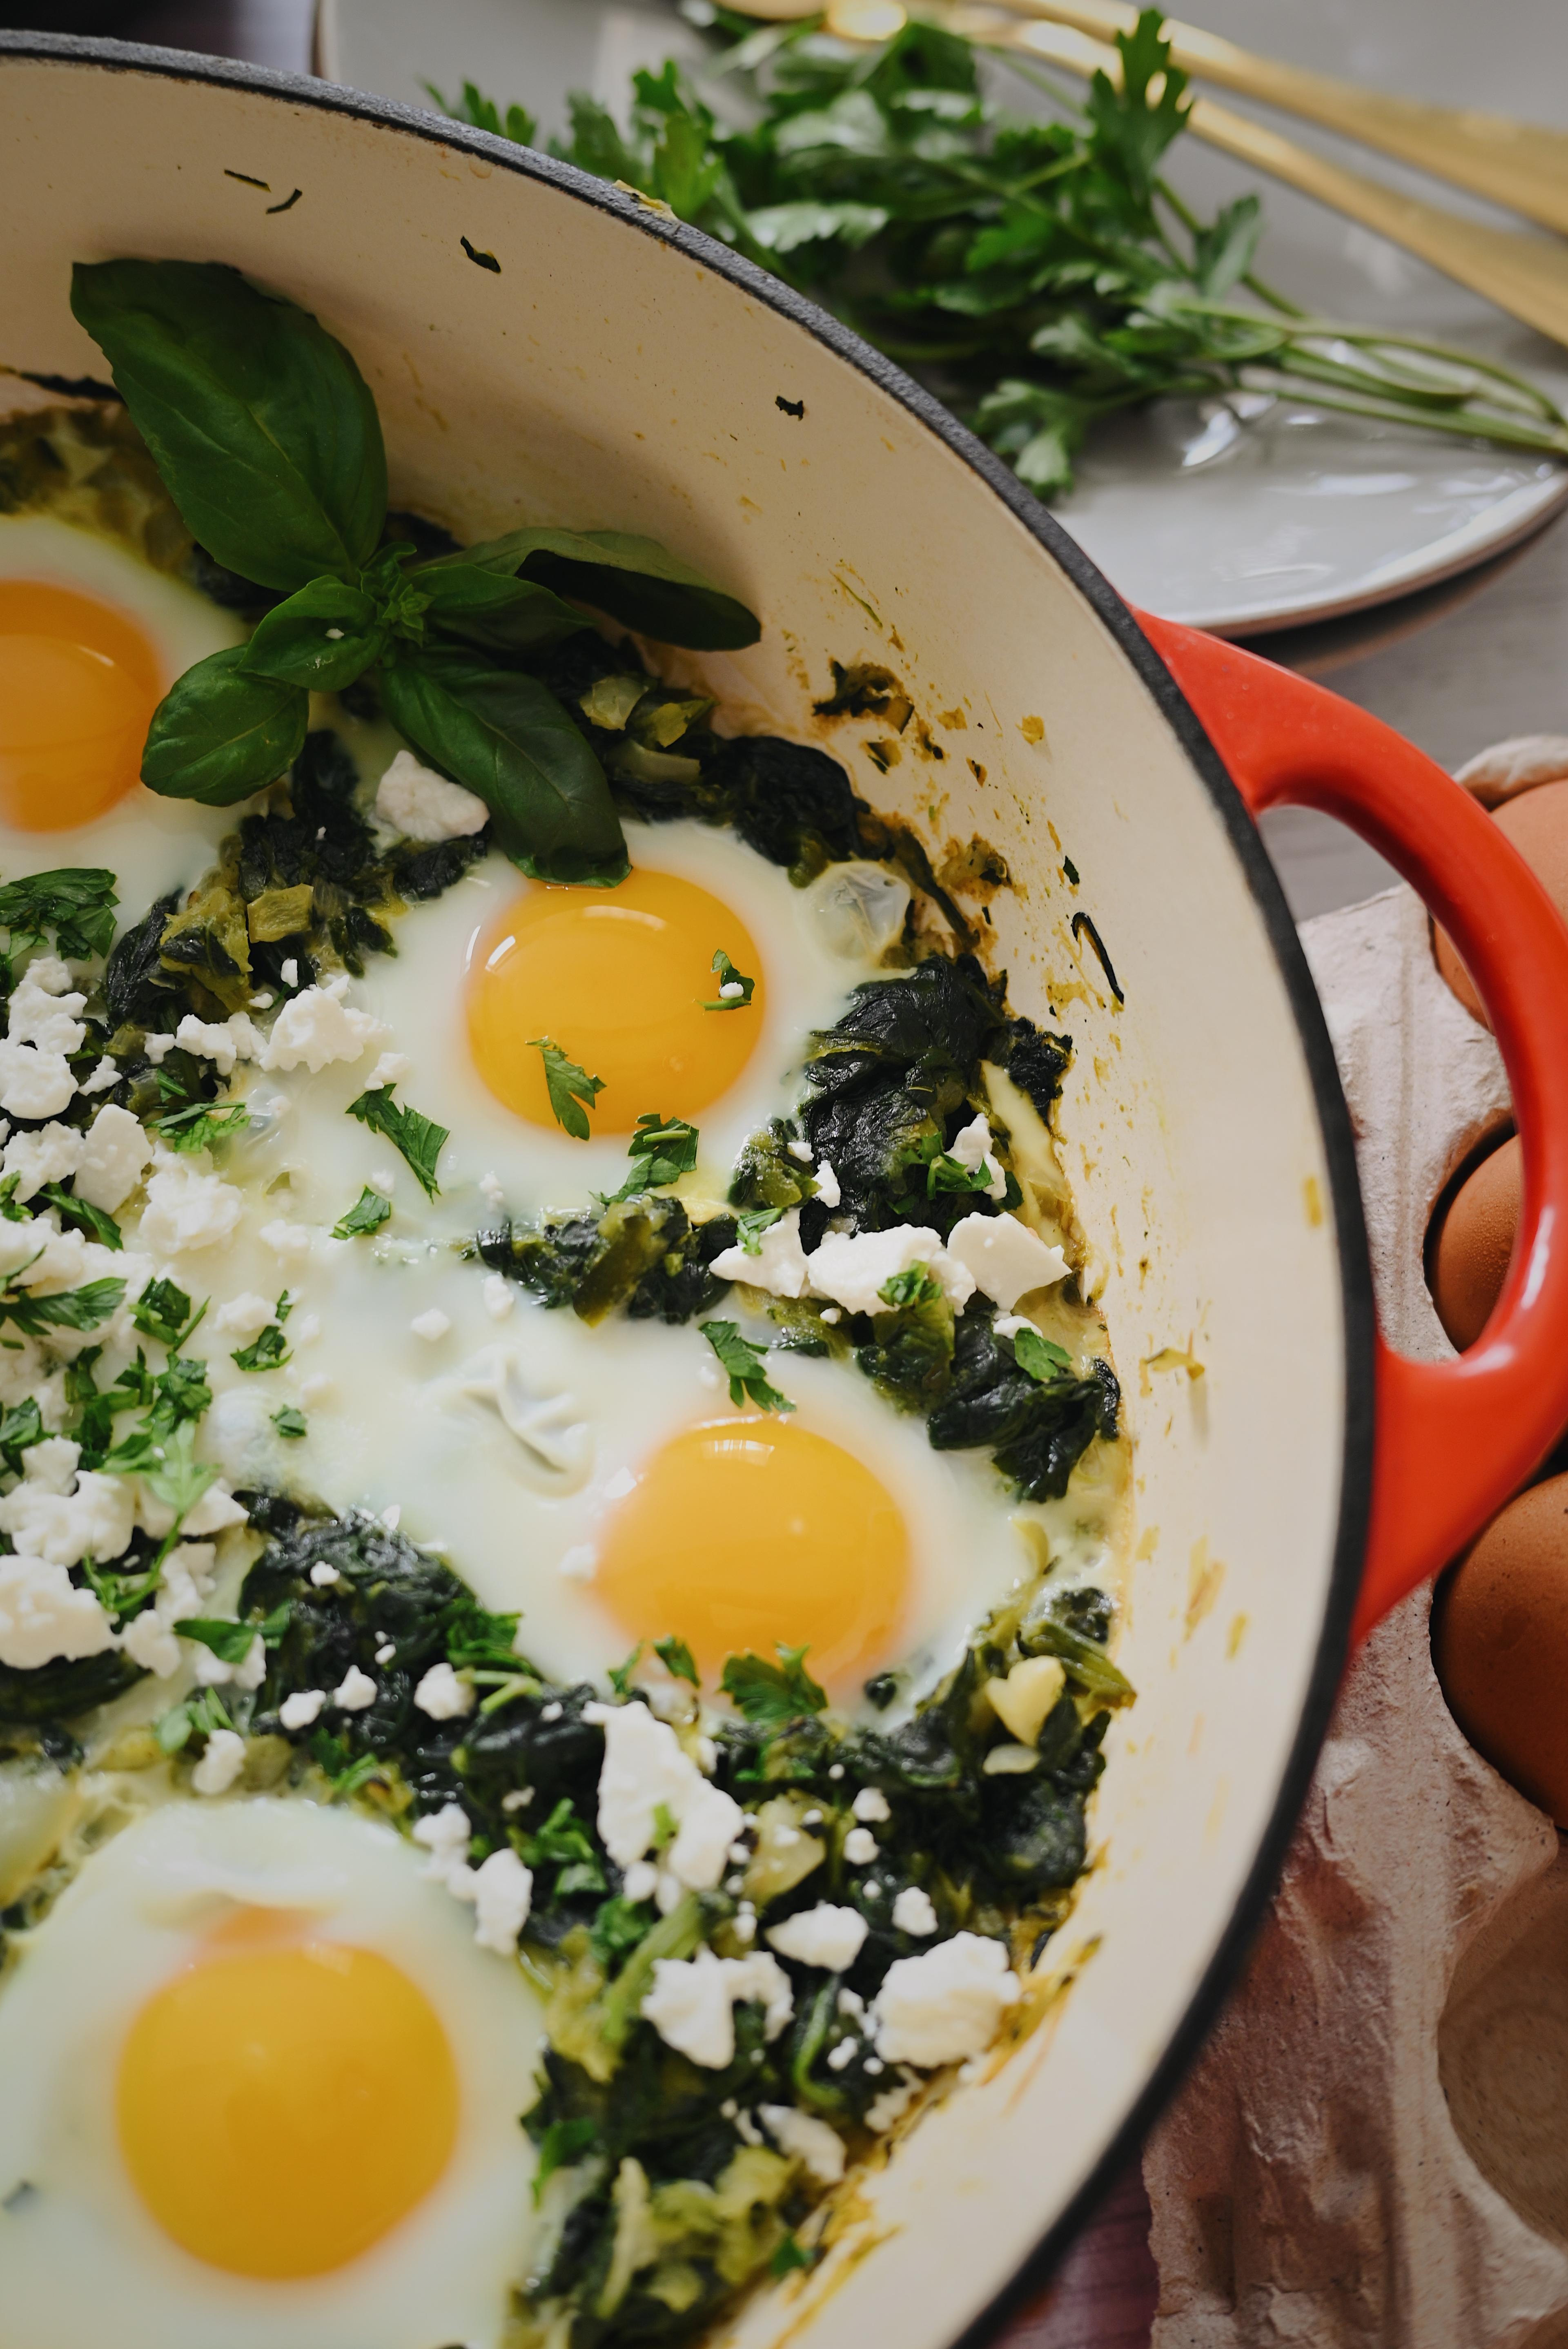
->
[1437,780,1568,1022]
[1434,1475,1568,1825]
[1430,1135,1520,1351]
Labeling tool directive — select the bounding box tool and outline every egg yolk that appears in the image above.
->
[0,580,161,831]
[595,1416,911,1687]
[467,870,764,1133]
[116,1939,459,2278]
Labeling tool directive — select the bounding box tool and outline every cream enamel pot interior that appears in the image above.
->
[8,36,1568,2349]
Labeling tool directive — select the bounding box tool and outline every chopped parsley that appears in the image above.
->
[700,1319,794,1414]
[607,1112,699,1201]
[38,1184,122,1250]
[131,1277,203,1349]
[345,1085,448,1198]
[654,1634,699,1687]
[735,1205,784,1256]
[271,1405,308,1439]
[231,1323,291,1373]
[530,1036,604,1140]
[0,1276,126,1339]
[332,1184,392,1239]
[719,1642,827,1724]
[878,1266,942,1310]
[0,867,117,967]
[702,947,756,1010]
[1013,1327,1074,1382]
[148,1099,250,1153]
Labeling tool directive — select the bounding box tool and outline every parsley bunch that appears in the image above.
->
[438,9,1568,498]
[68,262,762,883]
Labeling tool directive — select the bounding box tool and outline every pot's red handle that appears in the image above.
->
[1138,613,1568,1643]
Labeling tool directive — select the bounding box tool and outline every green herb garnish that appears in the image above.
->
[702,947,756,1011]
[720,1643,827,1725]
[38,1184,122,1250]
[147,1099,250,1153]
[654,1635,699,1687]
[700,1319,794,1414]
[332,1184,392,1239]
[437,13,1568,499]
[271,1405,308,1439]
[345,1085,448,1197]
[735,1206,783,1257]
[0,868,117,967]
[232,1323,290,1373]
[69,260,758,877]
[1013,1326,1074,1382]
[0,1276,125,1339]
[878,1266,943,1310]
[131,1277,203,1349]
[530,1039,604,1142]
[606,1111,698,1201]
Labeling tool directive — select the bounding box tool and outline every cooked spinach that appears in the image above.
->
[928,1307,1119,1503]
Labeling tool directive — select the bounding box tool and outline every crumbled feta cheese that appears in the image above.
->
[259,1218,312,1262]
[947,1113,1007,1201]
[0,1040,76,1120]
[23,956,74,996]
[641,1946,794,2069]
[280,958,299,987]
[583,1698,712,1870]
[540,1700,563,1723]
[766,1903,869,1972]
[842,1827,879,1865]
[192,1729,246,1796]
[413,1802,472,1886]
[375,1642,396,1665]
[7,976,86,1056]
[2,1121,81,1202]
[873,1932,1020,2066]
[828,1763,844,1781]
[139,1158,244,1255]
[851,1787,891,1823]
[174,1012,256,1075]
[118,1542,217,1678]
[415,1660,475,1719]
[410,1309,451,1342]
[74,1103,151,1214]
[806,1224,976,1316]
[368,1051,411,1089]
[0,1553,117,1668]
[260,986,389,1074]
[865,2077,919,2133]
[333,1665,377,1711]
[786,1138,813,1163]
[826,2037,856,2071]
[214,1292,276,1341]
[479,1170,505,1209]
[760,2104,846,2184]
[813,1159,841,1209]
[192,1630,265,1691]
[718,980,744,1000]
[470,1847,533,1955]
[944,1212,1069,1310]
[667,1778,745,1893]
[142,1033,176,1066]
[131,1479,247,1544]
[279,1688,327,1730]
[23,1437,82,1496]
[501,1788,534,1814]
[376,749,490,841]
[310,1560,340,1588]
[0,1455,136,1568]
[482,1273,514,1322]
[708,1207,812,1299]
[985,1655,1067,1747]
[78,1056,120,1095]
[892,1885,939,1938]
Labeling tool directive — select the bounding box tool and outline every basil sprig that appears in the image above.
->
[69,259,761,882]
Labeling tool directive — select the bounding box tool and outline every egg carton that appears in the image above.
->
[1141,737,1568,2349]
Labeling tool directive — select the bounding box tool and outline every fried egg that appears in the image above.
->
[0,514,240,907]
[0,1797,542,2349]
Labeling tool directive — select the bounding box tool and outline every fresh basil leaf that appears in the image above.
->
[70,259,387,590]
[241,576,384,691]
[332,1185,392,1240]
[699,1319,794,1413]
[720,1643,826,1724]
[530,1039,603,1142]
[141,647,308,806]
[379,651,627,884]
[435,526,760,651]
[344,1085,448,1198]
[415,564,591,656]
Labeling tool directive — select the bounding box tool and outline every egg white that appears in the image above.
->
[0,1797,543,2349]
[0,513,241,909]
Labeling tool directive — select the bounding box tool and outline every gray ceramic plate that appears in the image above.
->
[314,0,1568,634]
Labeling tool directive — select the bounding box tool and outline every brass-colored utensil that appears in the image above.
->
[731,0,1568,349]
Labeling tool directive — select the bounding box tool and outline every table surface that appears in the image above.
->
[54,3,1568,2338]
